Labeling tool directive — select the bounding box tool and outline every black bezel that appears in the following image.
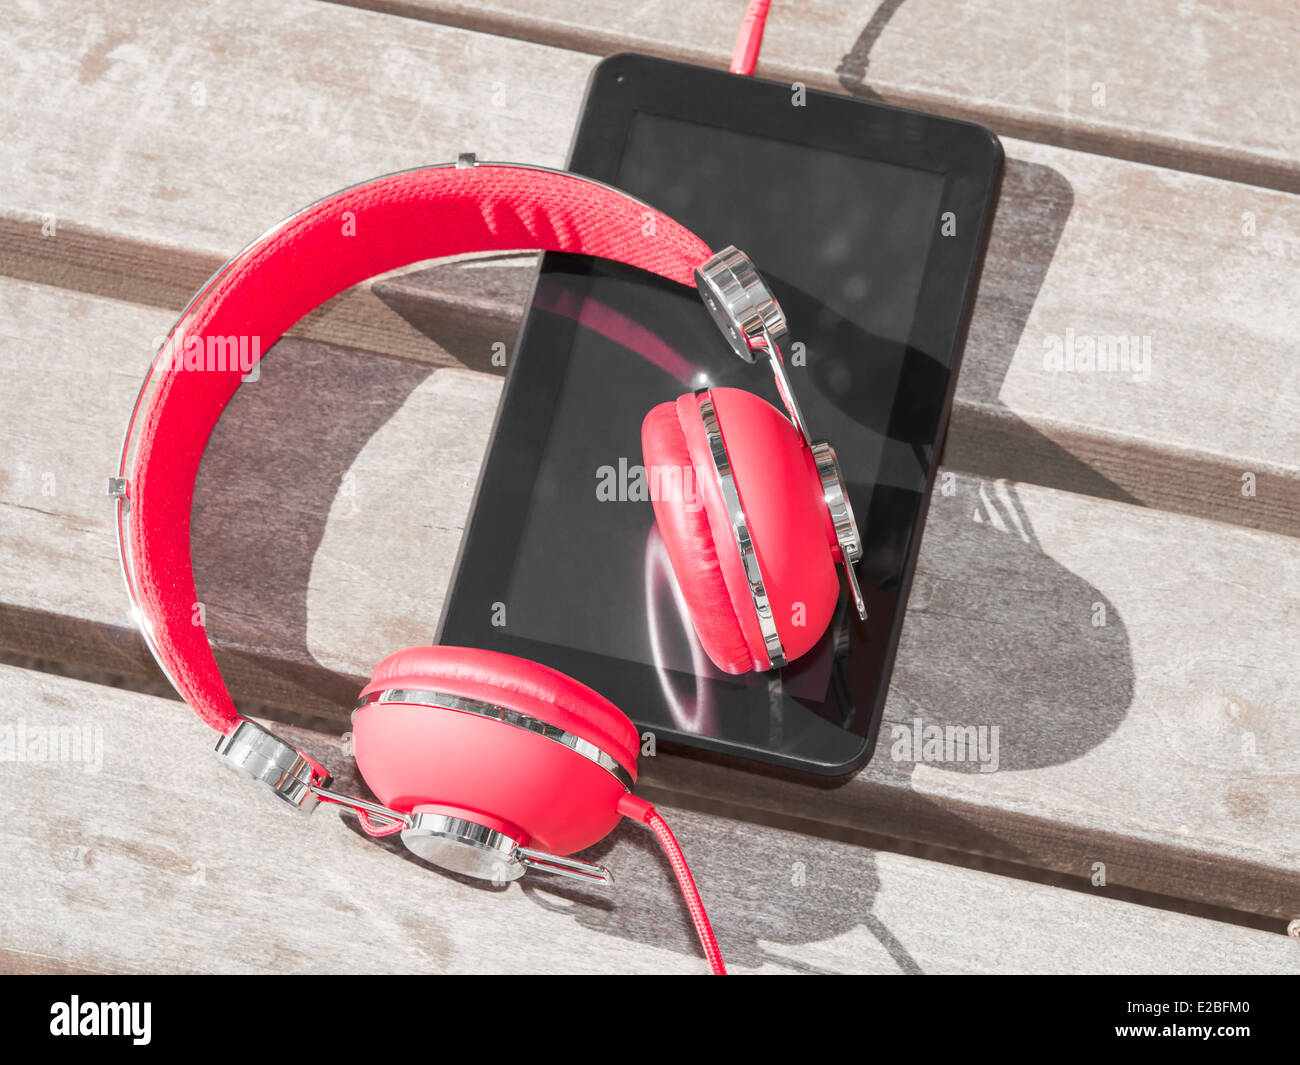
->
[437,53,1003,777]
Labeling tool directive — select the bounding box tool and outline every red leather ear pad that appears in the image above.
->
[352,646,638,855]
[707,388,840,663]
[640,403,756,673]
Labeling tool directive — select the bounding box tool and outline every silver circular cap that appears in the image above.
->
[400,813,525,882]
[354,688,634,792]
[811,441,862,563]
[697,391,786,671]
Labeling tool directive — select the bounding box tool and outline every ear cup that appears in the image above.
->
[353,646,638,855]
[643,389,840,673]
[641,402,758,673]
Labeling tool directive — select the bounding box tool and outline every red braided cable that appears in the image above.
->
[318,795,406,837]
[729,0,771,76]
[356,809,405,837]
[643,808,728,975]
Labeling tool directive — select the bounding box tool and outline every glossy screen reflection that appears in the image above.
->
[437,81,987,773]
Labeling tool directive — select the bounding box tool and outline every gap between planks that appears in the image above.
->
[1,662,1296,974]
[320,0,1300,194]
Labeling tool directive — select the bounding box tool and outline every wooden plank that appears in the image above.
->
[336,0,1300,193]
[0,213,512,374]
[0,279,489,720]
[0,0,586,365]
[1,664,1294,974]
[1,276,1296,920]
[643,476,1300,921]
[3,1,1298,533]
[390,142,1300,539]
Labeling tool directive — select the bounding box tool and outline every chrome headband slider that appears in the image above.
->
[695,245,788,363]
[213,720,322,810]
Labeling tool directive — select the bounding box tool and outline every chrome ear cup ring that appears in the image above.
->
[696,392,787,671]
[353,688,635,792]
[811,442,867,620]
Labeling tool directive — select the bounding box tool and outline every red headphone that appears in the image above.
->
[110,158,864,974]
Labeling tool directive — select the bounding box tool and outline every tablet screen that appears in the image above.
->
[438,56,1000,773]
[506,114,942,677]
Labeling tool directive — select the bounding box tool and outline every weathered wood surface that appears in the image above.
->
[332,0,1300,193]
[394,143,1300,538]
[0,0,582,371]
[1,0,1298,971]
[1,274,1296,921]
[1,665,1294,974]
[3,0,1297,535]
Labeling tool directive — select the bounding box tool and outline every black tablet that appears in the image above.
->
[437,54,1003,775]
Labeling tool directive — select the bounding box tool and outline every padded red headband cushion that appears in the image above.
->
[119,164,712,732]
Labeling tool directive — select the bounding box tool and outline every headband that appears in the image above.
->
[111,160,722,747]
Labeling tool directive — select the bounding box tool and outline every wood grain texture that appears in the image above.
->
[0,0,581,366]
[2,1,1297,533]
[385,144,1300,538]
[332,0,1300,192]
[0,275,1296,920]
[2,0,1297,964]
[0,215,508,372]
[0,664,1294,974]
